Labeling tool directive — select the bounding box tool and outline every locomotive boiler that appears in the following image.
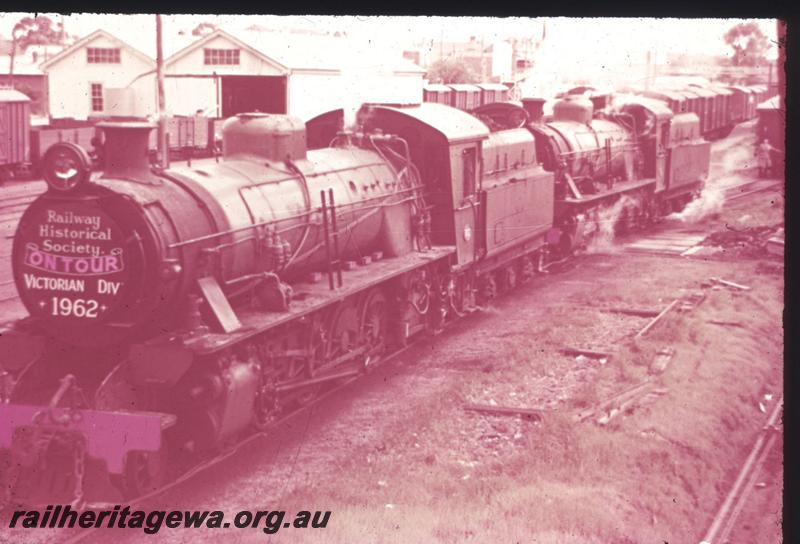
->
[529,96,637,196]
[11,114,424,347]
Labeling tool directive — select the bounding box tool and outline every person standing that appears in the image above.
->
[756,139,776,178]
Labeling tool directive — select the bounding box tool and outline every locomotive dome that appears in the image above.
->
[222,113,307,162]
[553,95,594,124]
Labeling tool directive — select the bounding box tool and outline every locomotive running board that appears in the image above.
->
[558,178,656,207]
[183,246,456,355]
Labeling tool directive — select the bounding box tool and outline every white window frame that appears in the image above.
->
[90,83,104,112]
[203,48,240,66]
[87,47,121,64]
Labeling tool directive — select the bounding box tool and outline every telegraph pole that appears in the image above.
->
[156,14,168,168]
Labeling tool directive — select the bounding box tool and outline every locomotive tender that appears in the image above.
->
[0,96,710,504]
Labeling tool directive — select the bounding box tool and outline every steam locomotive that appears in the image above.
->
[0,94,710,505]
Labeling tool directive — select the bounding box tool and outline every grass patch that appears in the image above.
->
[275,251,782,544]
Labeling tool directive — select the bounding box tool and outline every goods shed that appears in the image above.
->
[152,29,425,120]
[40,29,156,120]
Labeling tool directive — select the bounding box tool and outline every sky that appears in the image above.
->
[0,14,779,54]
[0,14,780,79]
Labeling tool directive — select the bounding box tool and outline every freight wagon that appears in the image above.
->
[0,89,31,181]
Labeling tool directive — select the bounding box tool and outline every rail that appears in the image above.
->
[699,396,783,544]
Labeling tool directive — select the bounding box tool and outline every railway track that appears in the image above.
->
[0,181,46,200]
[0,185,41,306]
[0,193,36,211]
[621,176,783,258]
[0,195,36,221]
[0,278,18,303]
[0,185,41,230]
[699,396,783,544]
[723,179,783,203]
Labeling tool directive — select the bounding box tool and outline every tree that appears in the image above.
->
[191,22,217,37]
[724,22,770,67]
[9,15,64,87]
[426,57,479,84]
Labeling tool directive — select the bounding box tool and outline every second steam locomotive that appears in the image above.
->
[0,94,710,505]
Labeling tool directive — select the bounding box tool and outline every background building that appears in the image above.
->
[159,29,424,120]
[35,27,425,121]
[0,44,64,116]
[39,30,155,120]
[402,34,541,100]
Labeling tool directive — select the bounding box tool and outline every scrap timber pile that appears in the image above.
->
[702,225,785,259]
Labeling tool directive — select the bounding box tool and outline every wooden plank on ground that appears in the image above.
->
[464,403,543,421]
[561,346,612,359]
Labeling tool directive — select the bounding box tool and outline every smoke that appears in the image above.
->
[583,195,640,254]
[668,185,724,224]
[713,146,755,186]
[342,102,378,133]
[669,123,757,224]
[342,104,360,132]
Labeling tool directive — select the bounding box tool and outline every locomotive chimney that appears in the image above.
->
[98,122,155,180]
[521,98,546,124]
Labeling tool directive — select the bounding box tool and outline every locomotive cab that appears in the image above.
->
[359,103,554,271]
[358,103,489,267]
